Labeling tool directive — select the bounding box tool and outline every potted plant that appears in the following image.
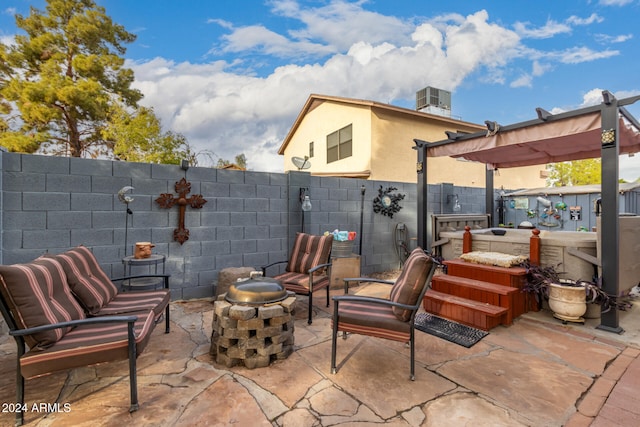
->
[582,277,632,315]
[520,261,631,323]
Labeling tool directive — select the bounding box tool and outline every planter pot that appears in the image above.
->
[548,282,587,323]
[585,303,601,319]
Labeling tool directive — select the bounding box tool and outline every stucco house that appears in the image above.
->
[278,94,546,188]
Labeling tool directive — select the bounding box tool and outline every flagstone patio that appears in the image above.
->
[1,284,639,426]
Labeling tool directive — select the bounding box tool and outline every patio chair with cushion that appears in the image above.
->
[261,232,333,324]
[0,246,170,426]
[330,248,437,380]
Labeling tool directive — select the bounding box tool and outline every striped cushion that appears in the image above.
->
[0,257,86,349]
[275,271,329,294]
[286,233,333,274]
[389,248,433,322]
[53,246,118,315]
[335,300,411,342]
[20,310,156,379]
[97,289,170,319]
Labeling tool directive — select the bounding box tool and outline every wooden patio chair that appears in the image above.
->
[262,232,333,324]
[330,248,437,380]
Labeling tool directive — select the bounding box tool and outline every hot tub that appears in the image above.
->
[439,228,598,281]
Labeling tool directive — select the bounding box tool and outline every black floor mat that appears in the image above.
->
[414,313,488,348]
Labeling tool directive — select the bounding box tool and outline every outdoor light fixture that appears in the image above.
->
[181,159,189,171]
[447,194,461,212]
[299,188,312,232]
[301,195,312,211]
[117,186,134,256]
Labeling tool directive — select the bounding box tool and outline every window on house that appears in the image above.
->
[326,124,352,163]
[309,141,314,158]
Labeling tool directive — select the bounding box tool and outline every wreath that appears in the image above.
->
[373,186,405,218]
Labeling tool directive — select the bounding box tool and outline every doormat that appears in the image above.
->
[414,313,488,348]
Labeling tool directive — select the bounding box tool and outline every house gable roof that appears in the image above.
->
[277,94,483,155]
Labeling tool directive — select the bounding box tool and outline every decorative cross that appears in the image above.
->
[156,177,207,244]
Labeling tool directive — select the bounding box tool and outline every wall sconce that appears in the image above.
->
[181,159,190,171]
[447,194,461,212]
[299,188,312,232]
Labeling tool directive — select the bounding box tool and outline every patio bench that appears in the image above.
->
[0,245,171,426]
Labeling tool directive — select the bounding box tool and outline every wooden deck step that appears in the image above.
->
[423,289,508,331]
[444,259,526,287]
[443,259,534,316]
[431,275,518,324]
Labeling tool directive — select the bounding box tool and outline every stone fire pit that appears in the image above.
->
[210,277,296,369]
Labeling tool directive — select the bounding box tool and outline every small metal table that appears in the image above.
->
[122,254,166,290]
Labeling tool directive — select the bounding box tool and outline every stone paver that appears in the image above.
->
[0,289,638,427]
[422,392,528,427]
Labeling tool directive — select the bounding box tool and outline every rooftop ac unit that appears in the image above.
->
[416,87,451,111]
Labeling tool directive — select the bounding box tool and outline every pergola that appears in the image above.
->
[414,91,640,332]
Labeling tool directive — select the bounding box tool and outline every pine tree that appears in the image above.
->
[0,0,142,157]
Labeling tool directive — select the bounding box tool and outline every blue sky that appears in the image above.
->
[2,0,639,180]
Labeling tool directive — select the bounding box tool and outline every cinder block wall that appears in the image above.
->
[1,152,451,300]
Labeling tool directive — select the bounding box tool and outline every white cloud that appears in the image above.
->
[127,2,629,172]
[595,33,633,43]
[216,24,334,58]
[515,13,603,39]
[510,74,532,88]
[514,19,571,39]
[555,46,619,63]
[599,0,634,5]
[566,13,604,26]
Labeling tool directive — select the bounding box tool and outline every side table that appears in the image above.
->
[329,255,361,289]
[122,254,166,290]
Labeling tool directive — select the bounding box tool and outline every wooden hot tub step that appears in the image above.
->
[431,275,517,324]
[422,290,508,331]
[442,259,534,316]
[444,259,527,288]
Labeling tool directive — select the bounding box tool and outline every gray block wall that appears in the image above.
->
[0,152,434,300]
[4,151,636,303]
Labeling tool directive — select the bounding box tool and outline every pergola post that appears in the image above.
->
[485,167,494,226]
[414,140,429,250]
[598,93,622,333]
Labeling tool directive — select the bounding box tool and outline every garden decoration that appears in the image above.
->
[373,186,405,218]
[156,178,207,244]
[118,186,134,256]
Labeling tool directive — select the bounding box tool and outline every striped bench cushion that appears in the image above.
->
[389,248,433,322]
[52,246,119,315]
[286,233,333,274]
[0,257,86,349]
[97,289,170,319]
[20,310,156,379]
[335,300,411,342]
[275,271,329,294]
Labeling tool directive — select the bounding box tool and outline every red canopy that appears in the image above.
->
[426,109,640,169]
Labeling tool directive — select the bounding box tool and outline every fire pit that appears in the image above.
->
[210,277,296,369]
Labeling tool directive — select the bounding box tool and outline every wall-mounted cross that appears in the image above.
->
[156,177,207,244]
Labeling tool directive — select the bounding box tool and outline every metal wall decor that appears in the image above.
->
[156,178,207,244]
[372,186,405,218]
